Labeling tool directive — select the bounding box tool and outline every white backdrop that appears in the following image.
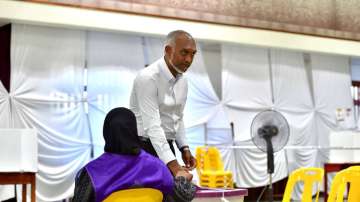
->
[222,45,289,187]
[0,81,13,202]
[4,24,92,201]
[0,81,10,128]
[86,31,146,157]
[0,24,355,201]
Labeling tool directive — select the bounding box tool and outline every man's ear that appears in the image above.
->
[165,45,172,55]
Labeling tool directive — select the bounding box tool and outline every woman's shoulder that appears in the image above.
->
[140,150,164,163]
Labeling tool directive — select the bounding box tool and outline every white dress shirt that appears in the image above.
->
[130,57,188,164]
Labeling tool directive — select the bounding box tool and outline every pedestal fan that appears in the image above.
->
[250,110,290,202]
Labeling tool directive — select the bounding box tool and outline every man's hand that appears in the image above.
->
[167,160,193,181]
[181,147,197,170]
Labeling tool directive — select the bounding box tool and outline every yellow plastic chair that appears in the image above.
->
[196,146,233,188]
[282,167,324,202]
[327,166,360,202]
[103,188,163,202]
[347,166,360,202]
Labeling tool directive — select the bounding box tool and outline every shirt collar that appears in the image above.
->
[159,57,182,82]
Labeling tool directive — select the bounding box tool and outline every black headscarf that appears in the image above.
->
[102,108,196,202]
[103,107,141,155]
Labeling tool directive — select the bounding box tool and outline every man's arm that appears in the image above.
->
[134,75,191,179]
[175,110,197,170]
[175,80,197,170]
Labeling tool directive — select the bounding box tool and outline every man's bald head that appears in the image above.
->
[164,30,194,47]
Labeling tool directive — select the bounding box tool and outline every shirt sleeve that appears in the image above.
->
[175,79,188,150]
[134,75,176,164]
[175,118,188,149]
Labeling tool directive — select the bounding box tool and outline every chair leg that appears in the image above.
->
[22,184,27,202]
[31,176,36,202]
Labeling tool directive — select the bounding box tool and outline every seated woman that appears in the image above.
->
[72,107,195,202]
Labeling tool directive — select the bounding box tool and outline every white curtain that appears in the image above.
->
[221,44,354,198]
[0,23,355,201]
[143,36,165,66]
[221,45,288,187]
[222,45,273,142]
[0,81,9,128]
[311,53,355,143]
[184,43,235,183]
[0,81,13,202]
[311,53,354,166]
[270,49,317,198]
[9,24,91,201]
[86,31,146,157]
[310,53,355,193]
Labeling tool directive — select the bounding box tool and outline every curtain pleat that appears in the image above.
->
[10,24,90,201]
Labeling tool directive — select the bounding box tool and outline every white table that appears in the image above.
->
[194,188,248,202]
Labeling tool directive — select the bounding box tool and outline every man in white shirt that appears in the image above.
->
[130,30,197,180]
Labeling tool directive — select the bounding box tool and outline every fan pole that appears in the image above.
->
[265,138,274,202]
[268,174,273,202]
[251,110,290,202]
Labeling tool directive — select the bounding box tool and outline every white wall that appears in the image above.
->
[1,0,360,57]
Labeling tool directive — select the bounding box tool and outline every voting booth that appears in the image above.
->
[324,130,360,201]
[328,130,360,163]
[0,129,38,202]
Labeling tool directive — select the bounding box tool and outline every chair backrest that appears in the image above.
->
[196,146,224,172]
[327,166,360,202]
[347,166,360,202]
[103,188,163,202]
[282,167,324,202]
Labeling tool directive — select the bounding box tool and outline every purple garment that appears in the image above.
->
[85,150,174,202]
